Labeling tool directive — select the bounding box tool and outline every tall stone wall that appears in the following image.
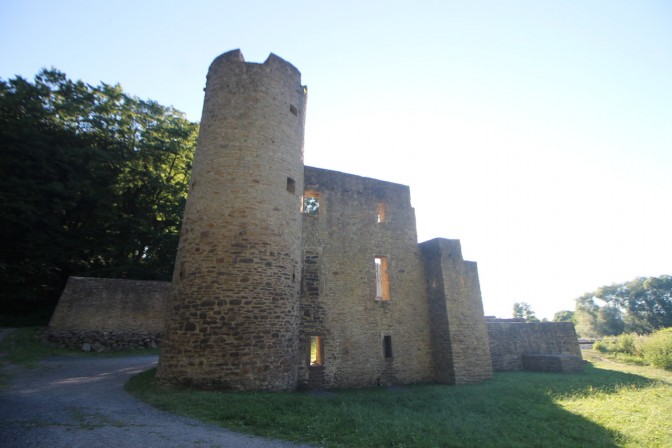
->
[48,277,170,333]
[46,277,170,350]
[420,239,493,383]
[156,50,307,391]
[488,322,582,371]
[299,167,434,388]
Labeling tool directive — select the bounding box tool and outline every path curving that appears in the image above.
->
[0,354,311,447]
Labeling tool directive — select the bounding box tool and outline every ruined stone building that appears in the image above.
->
[152,50,574,391]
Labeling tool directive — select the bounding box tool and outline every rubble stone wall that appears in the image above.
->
[488,321,582,371]
[46,276,170,350]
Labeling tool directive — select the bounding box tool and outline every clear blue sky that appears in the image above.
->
[2,0,671,319]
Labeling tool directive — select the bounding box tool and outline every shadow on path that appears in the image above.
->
[0,354,311,448]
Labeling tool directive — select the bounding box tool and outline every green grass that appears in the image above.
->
[126,352,672,447]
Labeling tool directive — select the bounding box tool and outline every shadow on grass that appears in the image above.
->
[124,362,661,448]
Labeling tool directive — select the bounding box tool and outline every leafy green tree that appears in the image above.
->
[595,305,625,336]
[574,276,672,337]
[596,276,672,334]
[553,310,575,323]
[0,69,198,322]
[512,302,539,322]
[574,293,599,338]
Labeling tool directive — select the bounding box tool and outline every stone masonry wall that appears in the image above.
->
[420,239,493,384]
[488,322,582,371]
[46,276,170,349]
[299,167,434,388]
[156,50,307,391]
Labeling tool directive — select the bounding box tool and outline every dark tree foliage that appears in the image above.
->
[0,69,198,322]
[574,275,672,336]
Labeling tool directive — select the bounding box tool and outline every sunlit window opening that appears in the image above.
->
[377,202,386,223]
[310,335,323,366]
[375,256,390,301]
[303,190,320,215]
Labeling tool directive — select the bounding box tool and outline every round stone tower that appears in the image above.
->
[156,50,307,391]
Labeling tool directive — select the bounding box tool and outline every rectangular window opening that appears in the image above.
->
[383,335,393,358]
[377,202,386,223]
[303,190,320,215]
[375,256,390,301]
[286,177,296,193]
[310,335,323,366]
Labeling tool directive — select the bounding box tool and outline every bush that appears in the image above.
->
[593,333,642,356]
[641,328,672,371]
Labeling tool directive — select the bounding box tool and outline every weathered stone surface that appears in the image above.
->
[48,277,170,334]
[46,329,162,351]
[299,168,439,388]
[522,354,584,373]
[45,277,169,350]
[156,50,306,391]
[488,321,583,371]
[420,239,493,384]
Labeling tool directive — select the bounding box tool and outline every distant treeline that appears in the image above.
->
[570,275,672,337]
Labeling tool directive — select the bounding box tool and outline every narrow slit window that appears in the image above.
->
[377,202,386,223]
[375,256,390,301]
[383,335,393,358]
[286,177,296,193]
[303,190,320,215]
[310,336,323,366]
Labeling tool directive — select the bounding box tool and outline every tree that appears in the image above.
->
[512,302,539,322]
[574,275,672,337]
[596,305,625,336]
[574,292,599,338]
[596,276,672,334]
[0,69,198,322]
[553,310,575,323]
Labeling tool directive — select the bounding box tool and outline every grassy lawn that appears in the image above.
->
[126,351,672,448]
[3,329,669,447]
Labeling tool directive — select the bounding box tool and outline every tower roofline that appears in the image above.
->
[210,49,302,80]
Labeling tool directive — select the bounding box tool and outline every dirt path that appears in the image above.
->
[0,354,311,447]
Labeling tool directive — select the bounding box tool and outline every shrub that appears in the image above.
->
[641,328,672,371]
[593,333,642,355]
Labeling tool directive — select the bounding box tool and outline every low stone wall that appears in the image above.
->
[46,277,171,350]
[487,321,582,371]
[522,354,583,373]
[44,329,161,351]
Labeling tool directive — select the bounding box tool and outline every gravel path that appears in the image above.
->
[0,354,312,448]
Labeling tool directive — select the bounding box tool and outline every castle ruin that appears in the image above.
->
[155,49,496,390]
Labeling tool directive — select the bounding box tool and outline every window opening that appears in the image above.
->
[310,336,323,366]
[383,335,393,358]
[286,177,296,193]
[377,202,386,223]
[375,256,390,301]
[303,190,320,215]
